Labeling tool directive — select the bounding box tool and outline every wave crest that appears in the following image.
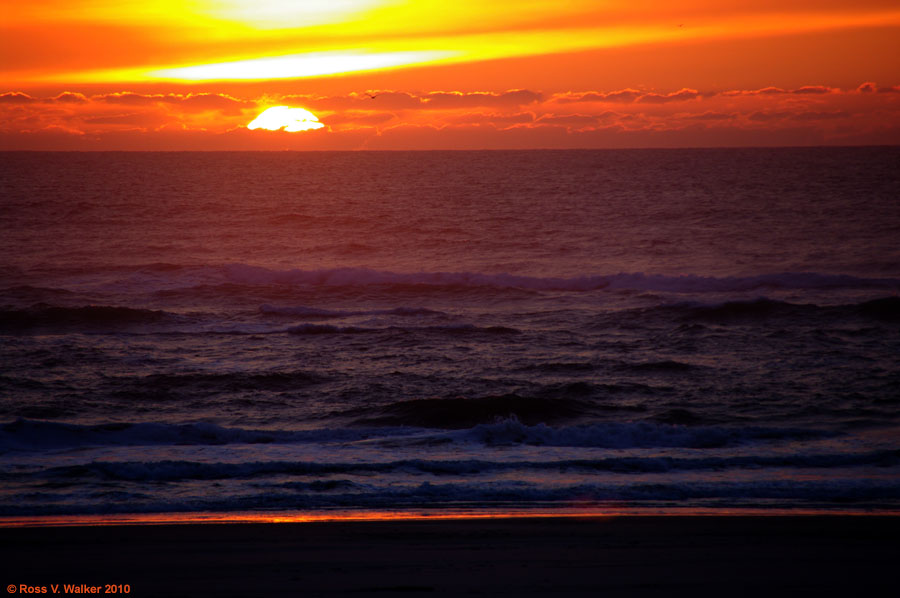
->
[224,265,899,293]
[347,394,590,429]
[464,418,835,448]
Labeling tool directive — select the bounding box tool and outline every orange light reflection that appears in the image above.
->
[1,507,892,528]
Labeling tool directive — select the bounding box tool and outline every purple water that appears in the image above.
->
[1,148,899,517]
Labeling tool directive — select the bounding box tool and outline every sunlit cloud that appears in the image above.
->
[0,92,37,104]
[2,82,898,149]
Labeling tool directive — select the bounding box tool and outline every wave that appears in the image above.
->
[0,285,78,302]
[15,449,898,483]
[461,418,836,448]
[620,360,697,373]
[679,298,809,322]
[854,296,900,321]
[4,477,899,515]
[0,418,837,452]
[347,395,591,429]
[225,264,613,291]
[19,263,900,297]
[517,362,596,374]
[0,305,175,332]
[105,370,330,394]
[223,265,900,293]
[260,304,445,319]
[614,296,900,325]
[0,419,406,452]
[287,323,520,335]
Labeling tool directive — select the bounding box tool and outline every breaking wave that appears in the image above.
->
[287,323,520,335]
[0,419,404,452]
[3,477,899,515]
[461,418,836,448]
[617,296,900,324]
[224,265,900,293]
[15,449,898,483]
[0,417,837,452]
[260,304,445,319]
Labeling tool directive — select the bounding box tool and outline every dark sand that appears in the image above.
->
[3,516,898,597]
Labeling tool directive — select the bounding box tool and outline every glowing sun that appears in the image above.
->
[247,106,324,132]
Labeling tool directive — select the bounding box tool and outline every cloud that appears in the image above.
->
[446,112,535,125]
[52,92,88,104]
[38,124,85,136]
[94,92,162,105]
[0,92,36,103]
[636,88,701,104]
[534,114,599,128]
[556,89,643,104]
[291,91,422,111]
[726,85,837,96]
[722,87,787,96]
[602,89,644,103]
[421,89,543,109]
[748,111,794,122]
[94,92,254,112]
[683,112,736,121]
[790,110,851,121]
[173,93,254,112]
[555,88,701,104]
[2,81,899,149]
[748,110,851,122]
[82,112,168,126]
[282,90,543,112]
[321,112,397,126]
[792,85,835,95]
[856,82,900,94]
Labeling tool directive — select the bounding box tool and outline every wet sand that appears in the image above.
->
[3,516,898,597]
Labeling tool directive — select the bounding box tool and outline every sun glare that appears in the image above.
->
[205,0,383,29]
[247,106,324,132]
[148,50,454,81]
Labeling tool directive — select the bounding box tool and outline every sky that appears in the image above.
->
[2,0,899,150]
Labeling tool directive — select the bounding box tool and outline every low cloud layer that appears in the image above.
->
[2,83,898,150]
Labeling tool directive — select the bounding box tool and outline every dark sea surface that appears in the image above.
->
[1,148,899,518]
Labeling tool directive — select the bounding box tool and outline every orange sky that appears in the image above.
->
[2,0,899,149]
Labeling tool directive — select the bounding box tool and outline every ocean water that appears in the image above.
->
[1,148,899,518]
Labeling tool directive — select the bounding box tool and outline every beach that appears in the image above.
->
[4,515,899,596]
[4,0,900,592]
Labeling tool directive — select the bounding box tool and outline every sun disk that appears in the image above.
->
[247,106,325,132]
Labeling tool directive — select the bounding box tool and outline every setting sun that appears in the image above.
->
[1,1,898,149]
[246,106,324,132]
[1,3,899,596]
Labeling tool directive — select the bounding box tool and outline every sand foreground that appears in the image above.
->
[3,516,898,597]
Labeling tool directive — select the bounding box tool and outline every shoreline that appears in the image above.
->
[3,506,898,528]
[4,515,898,596]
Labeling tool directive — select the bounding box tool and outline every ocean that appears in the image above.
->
[1,147,899,519]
